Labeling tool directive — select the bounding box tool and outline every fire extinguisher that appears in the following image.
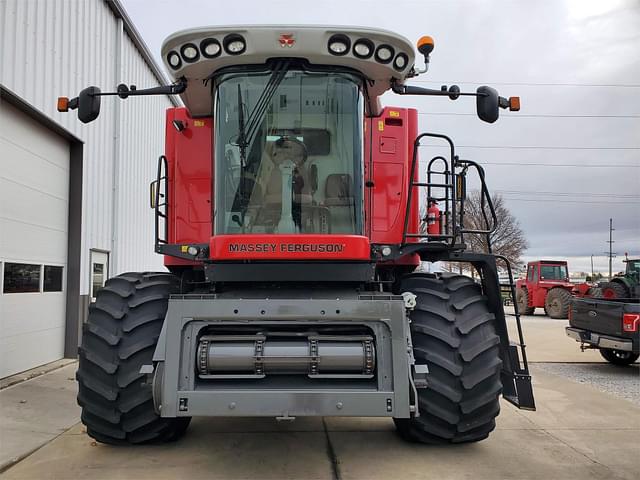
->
[427,200,441,235]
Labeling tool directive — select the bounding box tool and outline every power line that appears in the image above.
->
[500,197,640,205]
[482,162,638,168]
[418,160,639,168]
[496,190,640,199]
[410,80,640,88]
[420,144,640,150]
[418,112,640,119]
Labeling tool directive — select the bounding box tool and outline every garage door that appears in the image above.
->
[0,101,70,378]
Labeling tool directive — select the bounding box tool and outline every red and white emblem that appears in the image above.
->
[279,34,295,48]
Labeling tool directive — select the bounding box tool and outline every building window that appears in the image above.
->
[3,263,41,293]
[44,266,64,292]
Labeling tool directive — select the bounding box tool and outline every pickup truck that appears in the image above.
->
[566,296,639,365]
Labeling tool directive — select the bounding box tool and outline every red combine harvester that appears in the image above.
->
[59,25,534,445]
[515,260,600,319]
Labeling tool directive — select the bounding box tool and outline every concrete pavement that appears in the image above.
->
[0,363,80,472]
[2,367,639,480]
[505,307,603,363]
[1,315,638,479]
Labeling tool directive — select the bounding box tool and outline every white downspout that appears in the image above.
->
[110,17,123,274]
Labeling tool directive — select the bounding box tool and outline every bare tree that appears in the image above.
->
[462,190,528,268]
[419,191,528,275]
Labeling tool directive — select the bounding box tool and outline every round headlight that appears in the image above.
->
[353,39,374,59]
[180,43,199,63]
[393,53,409,71]
[375,44,395,64]
[223,34,246,55]
[327,34,350,56]
[200,38,221,58]
[167,51,182,69]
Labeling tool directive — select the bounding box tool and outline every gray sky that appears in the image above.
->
[122,0,640,274]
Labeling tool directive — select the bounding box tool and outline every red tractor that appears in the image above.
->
[59,26,534,446]
[516,260,600,318]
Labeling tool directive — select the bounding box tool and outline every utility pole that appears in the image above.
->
[605,218,616,280]
[590,254,594,279]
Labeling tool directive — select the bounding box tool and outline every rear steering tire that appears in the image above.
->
[394,273,502,444]
[544,288,571,319]
[599,349,639,365]
[76,272,191,444]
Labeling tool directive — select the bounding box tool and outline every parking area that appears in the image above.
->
[1,313,638,480]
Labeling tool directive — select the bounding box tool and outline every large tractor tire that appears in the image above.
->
[599,349,639,366]
[76,272,191,444]
[394,273,502,444]
[516,288,535,315]
[544,288,571,319]
[587,287,603,298]
[600,282,628,299]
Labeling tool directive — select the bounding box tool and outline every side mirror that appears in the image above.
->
[476,86,499,123]
[77,86,101,123]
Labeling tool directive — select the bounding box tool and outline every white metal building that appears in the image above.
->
[0,0,175,378]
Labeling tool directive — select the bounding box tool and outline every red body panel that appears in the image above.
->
[368,107,419,245]
[162,105,422,267]
[164,108,212,266]
[365,107,420,267]
[211,235,370,261]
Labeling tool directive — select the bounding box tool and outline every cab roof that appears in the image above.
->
[161,25,416,116]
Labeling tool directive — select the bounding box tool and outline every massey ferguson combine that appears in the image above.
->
[59,25,535,445]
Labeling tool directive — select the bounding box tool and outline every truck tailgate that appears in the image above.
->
[569,297,638,338]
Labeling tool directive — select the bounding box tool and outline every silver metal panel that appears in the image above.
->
[598,337,633,351]
[566,327,633,351]
[156,295,412,418]
[0,0,174,294]
[172,391,397,417]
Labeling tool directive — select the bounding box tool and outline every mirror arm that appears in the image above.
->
[60,80,186,113]
[393,81,519,111]
[392,82,483,100]
[90,79,187,99]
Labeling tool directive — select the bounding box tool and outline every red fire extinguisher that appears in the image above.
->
[427,200,441,235]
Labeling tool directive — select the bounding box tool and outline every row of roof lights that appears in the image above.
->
[327,34,409,71]
[166,34,247,70]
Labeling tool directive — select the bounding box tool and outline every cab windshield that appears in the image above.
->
[213,65,364,235]
[540,264,568,280]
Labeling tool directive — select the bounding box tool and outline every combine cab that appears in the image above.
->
[59,25,534,445]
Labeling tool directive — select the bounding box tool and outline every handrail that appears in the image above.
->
[154,155,169,249]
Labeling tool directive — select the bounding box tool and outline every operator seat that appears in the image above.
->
[324,173,355,233]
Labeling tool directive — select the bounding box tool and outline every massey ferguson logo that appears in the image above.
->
[228,243,345,253]
[279,34,295,48]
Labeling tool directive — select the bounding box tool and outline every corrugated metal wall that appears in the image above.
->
[0,0,172,294]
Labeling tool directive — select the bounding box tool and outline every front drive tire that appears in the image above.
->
[394,273,502,444]
[599,349,639,365]
[76,272,191,444]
